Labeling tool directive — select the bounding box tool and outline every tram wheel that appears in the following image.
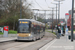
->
[33,37,36,41]
[39,36,41,40]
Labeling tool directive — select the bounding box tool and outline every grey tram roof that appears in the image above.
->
[19,19,37,21]
[19,19,37,22]
[19,19,45,26]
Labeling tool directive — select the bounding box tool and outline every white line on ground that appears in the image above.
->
[39,39,57,50]
[45,39,57,50]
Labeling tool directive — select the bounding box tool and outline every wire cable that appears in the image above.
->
[45,0,49,7]
[34,0,44,9]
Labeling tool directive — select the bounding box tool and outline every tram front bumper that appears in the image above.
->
[17,36,33,40]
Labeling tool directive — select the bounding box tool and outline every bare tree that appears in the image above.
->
[0,0,33,30]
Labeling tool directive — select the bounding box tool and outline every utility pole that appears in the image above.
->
[51,2,59,28]
[44,10,46,24]
[32,9,39,20]
[54,0,64,23]
[48,7,56,33]
[20,0,22,19]
[58,1,60,23]
[52,8,54,33]
[37,10,39,20]
[71,0,74,42]
[56,4,58,26]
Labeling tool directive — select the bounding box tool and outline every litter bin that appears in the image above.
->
[68,35,71,39]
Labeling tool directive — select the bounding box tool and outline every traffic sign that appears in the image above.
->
[65,13,69,20]
[65,13,69,15]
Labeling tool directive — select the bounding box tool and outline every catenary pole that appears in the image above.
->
[71,0,74,42]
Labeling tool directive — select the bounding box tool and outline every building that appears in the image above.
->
[67,9,75,30]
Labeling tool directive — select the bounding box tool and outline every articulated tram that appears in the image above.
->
[17,19,45,41]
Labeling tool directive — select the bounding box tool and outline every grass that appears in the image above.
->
[8,30,17,34]
[0,32,3,35]
[46,29,56,35]
[45,29,49,31]
[45,29,51,31]
[47,31,56,35]
[0,30,17,35]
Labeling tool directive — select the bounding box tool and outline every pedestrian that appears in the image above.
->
[65,28,68,36]
[63,27,65,35]
[65,27,68,41]
[58,27,61,37]
[61,27,63,36]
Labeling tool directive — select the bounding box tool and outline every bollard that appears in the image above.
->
[68,35,71,39]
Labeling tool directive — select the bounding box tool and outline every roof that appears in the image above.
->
[18,19,45,26]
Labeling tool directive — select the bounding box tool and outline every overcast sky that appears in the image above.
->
[28,0,75,19]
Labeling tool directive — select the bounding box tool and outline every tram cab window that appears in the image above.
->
[18,24,29,33]
[29,22,31,32]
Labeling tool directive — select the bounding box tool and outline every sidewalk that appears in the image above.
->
[0,37,17,42]
[0,34,17,42]
[39,36,75,50]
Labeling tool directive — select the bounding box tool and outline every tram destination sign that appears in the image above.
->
[19,21,29,24]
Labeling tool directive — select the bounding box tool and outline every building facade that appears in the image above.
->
[67,10,75,30]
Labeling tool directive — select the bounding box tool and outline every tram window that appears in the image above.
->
[18,24,29,33]
[29,23,31,32]
[33,25,37,34]
[37,26,40,29]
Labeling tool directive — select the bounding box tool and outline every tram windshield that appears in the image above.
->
[18,24,29,33]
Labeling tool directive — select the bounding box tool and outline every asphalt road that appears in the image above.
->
[0,32,56,50]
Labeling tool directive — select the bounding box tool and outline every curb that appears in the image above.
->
[0,39,17,43]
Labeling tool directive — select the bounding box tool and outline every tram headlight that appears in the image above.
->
[29,34,31,36]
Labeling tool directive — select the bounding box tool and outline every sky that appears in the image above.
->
[28,0,75,19]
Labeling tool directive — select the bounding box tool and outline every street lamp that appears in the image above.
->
[51,8,54,33]
[54,0,64,23]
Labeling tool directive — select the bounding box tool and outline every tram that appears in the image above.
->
[17,19,45,41]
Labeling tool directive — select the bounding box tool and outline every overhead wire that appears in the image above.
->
[34,0,44,9]
[45,0,50,7]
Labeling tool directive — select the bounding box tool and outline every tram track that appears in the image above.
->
[0,38,43,50]
[0,32,56,50]
[0,40,29,50]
